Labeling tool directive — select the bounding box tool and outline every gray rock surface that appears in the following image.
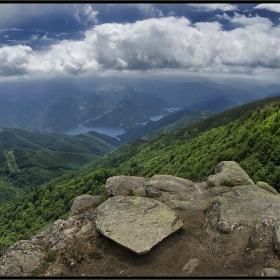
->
[0,240,45,276]
[261,268,280,277]
[32,211,98,251]
[92,196,183,255]
[206,185,280,234]
[208,161,254,187]
[69,194,100,217]
[256,181,279,195]
[106,175,148,197]
[273,220,280,253]
[144,175,195,202]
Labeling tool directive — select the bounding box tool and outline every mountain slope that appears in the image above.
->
[0,128,117,204]
[86,91,168,128]
[1,96,280,248]
[187,96,238,113]
[118,109,214,142]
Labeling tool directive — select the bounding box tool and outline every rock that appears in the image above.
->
[182,258,199,275]
[0,240,45,276]
[105,176,148,197]
[256,181,279,195]
[32,210,98,251]
[206,185,280,234]
[92,196,183,255]
[144,175,196,202]
[69,194,100,217]
[166,186,232,211]
[261,268,280,277]
[208,161,254,187]
[273,220,280,253]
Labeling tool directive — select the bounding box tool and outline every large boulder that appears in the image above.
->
[105,176,148,197]
[208,161,254,187]
[0,240,45,276]
[31,211,98,252]
[206,185,280,234]
[144,175,195,202]
[69,194,100,217]
[92,196,183,255]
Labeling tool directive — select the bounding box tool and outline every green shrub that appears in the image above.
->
[220,179,235,187]
[127,188,134,196]
[44,250,57,262]
[206,180,215,188]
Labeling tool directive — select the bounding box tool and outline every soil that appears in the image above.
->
[37,205,280,277]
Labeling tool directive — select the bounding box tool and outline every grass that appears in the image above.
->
[245,239,259,253]
[44,250,57,262]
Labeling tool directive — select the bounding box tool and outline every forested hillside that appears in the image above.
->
[1,96,280,253]
[0,128,117,205]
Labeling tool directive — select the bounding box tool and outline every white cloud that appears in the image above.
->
[74,4,98,26]
[254,4,280,13]
[137,4,164,18]
[0,15,280,78]
[189,4,238,12]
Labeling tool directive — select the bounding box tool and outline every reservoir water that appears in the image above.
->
[64,107,182,138]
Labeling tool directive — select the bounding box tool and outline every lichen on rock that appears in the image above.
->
[92,196,183,255]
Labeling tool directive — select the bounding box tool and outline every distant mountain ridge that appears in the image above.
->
[0,77,277,133]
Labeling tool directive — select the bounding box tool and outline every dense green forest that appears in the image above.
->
[0,128,117,205]
[1,96,280,254]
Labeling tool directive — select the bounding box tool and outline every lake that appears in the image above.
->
[65,107,183,138]
[64,125,126,140]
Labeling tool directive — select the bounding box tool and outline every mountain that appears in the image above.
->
[85,91,168,128]
[118,108,214,142]
[0,128,117,204]
[141,110,214,141]
[0,95,279,249]
[187,96,238,113]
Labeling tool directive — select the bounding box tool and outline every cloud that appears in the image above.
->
[0,15,280,78]
[254,4,280,13]
[0,45,32,75]
[137,4,164,18]
[189,4,238,12]
[74,4,99,26]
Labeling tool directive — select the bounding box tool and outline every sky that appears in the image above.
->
[1,3,280,83]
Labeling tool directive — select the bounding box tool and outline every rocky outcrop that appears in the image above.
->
[0,240,45,277]
[208,161,254,187]
[206,185,280,234]
[144,175,195,202]
[31,212,98,252]
[2,161,280,277]
[69,194,100,217]
[106,175,148,197]
[92,196,183,255]
[0,195,99,277]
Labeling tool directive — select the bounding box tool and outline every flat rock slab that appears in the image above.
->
[93,196,183,255]
[206,185,280,234]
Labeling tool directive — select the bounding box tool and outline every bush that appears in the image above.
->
[220,179,235,187]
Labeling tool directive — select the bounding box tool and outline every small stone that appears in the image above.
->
[183,258,199,275]
[261,268,280,277]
